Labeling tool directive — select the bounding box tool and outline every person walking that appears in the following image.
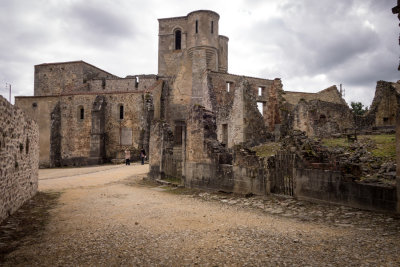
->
[140,148,146,165]
[125,149,131,165]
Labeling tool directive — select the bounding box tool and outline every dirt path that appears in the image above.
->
[1,164,400,266]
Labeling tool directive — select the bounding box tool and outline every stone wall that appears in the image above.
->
[295,168,397,212]
[15,96,59,167]
[55,91,153,166]
[182,105,266,195]
[88,75,159,93]
[207,72,280,146]
[34,61,116,96]
[290,99,354,137]
[283,85,345,106]
[0,96,39,223]
[17,88,155,167]
[363,81,400,128]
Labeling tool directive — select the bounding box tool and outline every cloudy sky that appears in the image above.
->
[0,0,398,106]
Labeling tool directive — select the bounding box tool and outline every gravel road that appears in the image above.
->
[1,164,399,266]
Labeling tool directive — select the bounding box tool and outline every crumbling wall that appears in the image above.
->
[207,72,277,146]
[283,85,345,107]
[183,105,266,194]
[363,81,400,128]
[0,96,39,223]
[291,99,354,137]
[275,131,398,212]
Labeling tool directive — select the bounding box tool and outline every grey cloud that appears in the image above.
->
[330,50,399,86]
[69,3,133,36]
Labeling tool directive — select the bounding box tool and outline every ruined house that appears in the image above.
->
[356,80,400,131]
[282,86,353,137]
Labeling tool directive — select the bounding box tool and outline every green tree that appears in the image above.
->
[350,102,368,115]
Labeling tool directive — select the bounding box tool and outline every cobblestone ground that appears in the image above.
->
[1,164,400,266]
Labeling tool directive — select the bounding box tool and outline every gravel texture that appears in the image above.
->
[1,164,399,266]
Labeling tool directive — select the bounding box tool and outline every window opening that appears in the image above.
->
[119,105,124,120]
[258,87,263,96]
[222,124,228,145]
[211,21,214,34]
[135,76,139,88]
[174,125,183,145]
[175,30,181,50]
[226,82,231,92]
[80,107,84,120]
[26,137,29,154]
[195,20,198,33]
[102,78,106,89]
[257,102,263,116]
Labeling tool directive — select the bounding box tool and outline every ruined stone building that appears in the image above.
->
[15,10,398,172]
[15,10,283,168]
[13,9,400,212]
[16,61,158,167]
[282,85,353,137]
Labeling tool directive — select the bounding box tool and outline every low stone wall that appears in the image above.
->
[0,96,39,223]
[295,168,397,212]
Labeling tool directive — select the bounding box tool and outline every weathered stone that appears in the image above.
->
[0,96,39,223]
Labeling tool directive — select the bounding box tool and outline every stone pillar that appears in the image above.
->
[89,95,106,164]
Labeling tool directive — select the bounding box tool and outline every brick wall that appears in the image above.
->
[0,96,39,223]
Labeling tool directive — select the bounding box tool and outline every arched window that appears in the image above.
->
[175,30,181,50]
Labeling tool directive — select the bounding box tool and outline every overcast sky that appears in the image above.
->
[0,0,398,106]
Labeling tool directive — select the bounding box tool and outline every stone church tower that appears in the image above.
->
[158,10,229,106]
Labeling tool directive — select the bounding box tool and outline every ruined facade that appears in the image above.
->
[282,86,353,137]
[357,81,400,130]
[16,61,158,167]
[149,10,282,188]
[0,96,39,223]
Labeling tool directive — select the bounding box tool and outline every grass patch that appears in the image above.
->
[251,142,281,158]
[369,135,396,160]
[322,138,350,148]
[322,134,396,160]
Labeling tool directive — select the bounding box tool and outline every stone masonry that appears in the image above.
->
[0,96,39,223]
